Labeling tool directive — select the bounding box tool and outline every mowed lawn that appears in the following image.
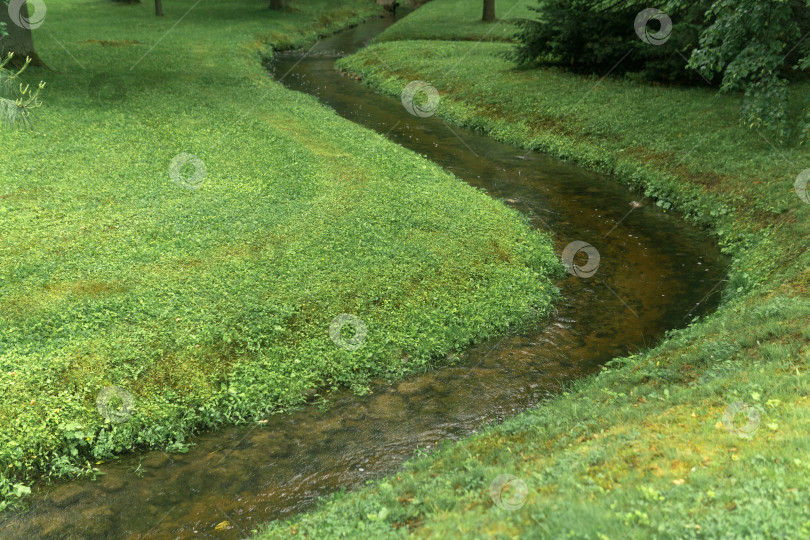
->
[375,0,535,42]
[0,0,561,506]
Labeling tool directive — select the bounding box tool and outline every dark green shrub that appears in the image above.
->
[511,0,810,143]
[510,0,709,84]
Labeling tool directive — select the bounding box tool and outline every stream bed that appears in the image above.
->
[1,10,727,539]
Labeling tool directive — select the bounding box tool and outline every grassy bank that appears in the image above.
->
[374,0,533,42]
[0,0,562,508]
[259,2,810,538]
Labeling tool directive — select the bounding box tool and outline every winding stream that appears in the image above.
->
[1,11,727,539]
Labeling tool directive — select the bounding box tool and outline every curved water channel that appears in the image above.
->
[2,11,727,539]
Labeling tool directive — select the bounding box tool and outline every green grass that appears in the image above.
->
[256,1,810,538]
[375,0,533,42]
[0,0,562,508]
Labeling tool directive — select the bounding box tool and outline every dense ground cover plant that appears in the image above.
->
[0,0,561,510]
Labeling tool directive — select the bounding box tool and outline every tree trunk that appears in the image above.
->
[155,0,164,16]
[482,0,495,22]
[0,1,46,67]
[269,0,285,10]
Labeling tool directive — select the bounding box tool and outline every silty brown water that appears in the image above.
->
[0,10,727,539]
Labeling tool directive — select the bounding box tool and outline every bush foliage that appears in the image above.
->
[512,0,810,143]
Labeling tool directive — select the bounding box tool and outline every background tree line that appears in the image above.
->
[3,0,809,141]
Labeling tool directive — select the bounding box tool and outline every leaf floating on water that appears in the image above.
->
[214,521,231,531]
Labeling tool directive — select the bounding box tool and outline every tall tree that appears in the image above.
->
[482,0,495,21]
[0,0,45,66]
